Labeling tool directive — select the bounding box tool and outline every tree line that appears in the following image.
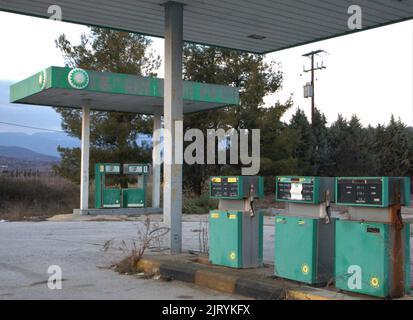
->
[2,169,42,177]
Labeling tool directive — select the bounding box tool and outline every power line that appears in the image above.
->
[0,121,63,133]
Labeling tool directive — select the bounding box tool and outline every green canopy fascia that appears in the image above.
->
[10,66,239,115]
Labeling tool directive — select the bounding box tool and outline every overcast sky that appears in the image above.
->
[0,11,412,134]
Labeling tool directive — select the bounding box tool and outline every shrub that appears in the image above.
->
[183,193,218,214]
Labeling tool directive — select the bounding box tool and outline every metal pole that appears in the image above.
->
[163,1,183,253]
[152,114,161,208]
[80,106,90,210]
[311,54,315,124]
[303,49,326,124]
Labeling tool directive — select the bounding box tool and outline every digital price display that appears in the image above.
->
[210,177,239,198]
[337,178,383,205]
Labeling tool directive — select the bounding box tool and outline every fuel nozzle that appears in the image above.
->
[249,183,255,217]
[324,189,331,224]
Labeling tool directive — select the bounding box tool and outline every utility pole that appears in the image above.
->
[303,50,326,124]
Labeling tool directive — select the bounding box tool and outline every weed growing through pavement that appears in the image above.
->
[104,216,169,274]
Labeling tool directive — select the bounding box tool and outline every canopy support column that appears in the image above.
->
[163,1,183,253]
[152,114,161,208]
[80,106,90,210]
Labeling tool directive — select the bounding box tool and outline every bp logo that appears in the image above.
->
[370,276,380,289]
[229,251,236,261]
[68,68,89,89]
[301,264,310,275]
[38,70,47,90]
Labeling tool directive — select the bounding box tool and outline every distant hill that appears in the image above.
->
[0,146,59,162]
[0,132,79,157]
[0,131,152,157]
[0,146,59,172]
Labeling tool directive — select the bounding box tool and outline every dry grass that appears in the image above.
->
[0,175,79,221]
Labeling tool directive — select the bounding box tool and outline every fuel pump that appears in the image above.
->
[209,176,264,268]
[94,163,150,209]
[274,176,336,284]
[122,163,150,208]
[334,176,411,298]
[94,163,122,208]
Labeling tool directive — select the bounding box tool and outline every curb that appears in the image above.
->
[235,277,286,299]
[137,256,413,300]
[137,258,161,274]
[195,269,238,294]
[160,262,198,283]
[137,257,328,300]
[286,290,329,300]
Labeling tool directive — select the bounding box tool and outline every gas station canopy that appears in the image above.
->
[1,0,412,53]
[10,66,239,114]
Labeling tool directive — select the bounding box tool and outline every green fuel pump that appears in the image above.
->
[94,163,122,208]
[94,163,150,209]
[274,176,336,284]
[122,163,150,208]
[334,177,411,298]
[209,176,264,268]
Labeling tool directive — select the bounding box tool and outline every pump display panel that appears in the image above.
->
[276,176,335,204]
[102,164,120,173]
[123,164,149,174]
[276,177,315,202]
[336,178,383,206]
[335,177,410,207]
[210,177,239,198]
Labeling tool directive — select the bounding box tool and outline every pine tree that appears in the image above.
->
[375,116,413,176]
[53,28,161,184]
[182,44,290,193]
[289,108,315,175]
[310,108,330,175]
